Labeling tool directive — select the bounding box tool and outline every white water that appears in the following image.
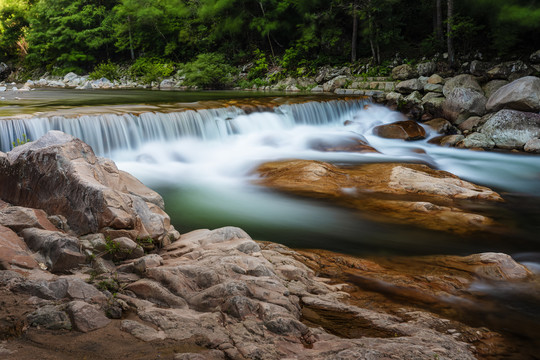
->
[2,98,540,254]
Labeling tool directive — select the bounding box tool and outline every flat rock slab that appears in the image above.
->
[256,160,502,234]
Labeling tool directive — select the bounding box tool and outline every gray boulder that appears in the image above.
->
[0,131,178,245]
[392,64,418,80]
[486,76,540,112]
[443,74,483,97]
[27,305,72,330]
[482,80,508,99]
[416,62,436,77]
[395,79,424,94]
[443,87,487,124]
[481,109,540,149]
[457,133,495,149]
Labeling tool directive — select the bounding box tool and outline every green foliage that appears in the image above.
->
[89,61,123,80]
[104,237,120,255]
[180,53,237,89]
[248,49,269,80]
[128,57,175,84]
[12,133,30,148]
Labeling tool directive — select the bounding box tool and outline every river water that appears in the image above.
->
[2,89,540,353]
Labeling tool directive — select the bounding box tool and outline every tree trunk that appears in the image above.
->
[436,0,443,43]
[127,16,135,60]
[351,0,358,62]
[447,0,455,67]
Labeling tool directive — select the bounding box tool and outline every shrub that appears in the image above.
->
[248,49,269,80]
[89,61,122,80]
[179,53,236,89]
[128,57,175,84]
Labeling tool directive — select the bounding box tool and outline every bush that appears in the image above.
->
[89,61,122,80]
[248,49,269,80]
[179,53,237,89]
[128,57,175,84]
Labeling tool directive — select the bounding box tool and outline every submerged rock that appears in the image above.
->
[373,120,426,141]
[255,160,502,234]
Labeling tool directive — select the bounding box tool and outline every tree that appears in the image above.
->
[447,0,454,67]
[25,0,116,72]
[0,0,30,60]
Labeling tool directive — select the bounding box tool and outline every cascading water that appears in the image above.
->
[1,97,540,254]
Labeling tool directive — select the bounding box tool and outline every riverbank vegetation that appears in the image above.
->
[1,0,539,84]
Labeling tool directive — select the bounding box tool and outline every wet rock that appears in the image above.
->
[20,228,85,273]
[486,76,540,112]
[256,160,502,234]
[480,109,540,149]
[392,64,418,80]
[442,74,483,97]
[308,136,378,153]
[66,301,111,333]
[0,206,58,233]
[27,305,71,330]
[438,135,465,147]
[424,118,458,135]
[443,87,487,124]
[462,253,532,281]
[395,79,423,94]
[373,120,426,141]
[0,131,177,245]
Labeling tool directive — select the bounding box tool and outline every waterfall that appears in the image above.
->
[0,99,367,155]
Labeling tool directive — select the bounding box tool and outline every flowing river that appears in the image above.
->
[2,89,540,355]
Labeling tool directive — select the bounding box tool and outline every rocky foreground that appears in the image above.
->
[0,132,538,359]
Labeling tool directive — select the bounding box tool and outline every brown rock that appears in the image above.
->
[0,224,39,270]
[256,160,502,234]
[0,131,177,244]
[373,120,426,141]
[0,206,58,233]
[424,118,459,135]
[308,136,378,153]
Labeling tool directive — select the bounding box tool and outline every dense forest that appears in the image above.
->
[1,0,540,79]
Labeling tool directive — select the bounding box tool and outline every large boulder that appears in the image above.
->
[442,74,483,97]
[0,131,178,245]
[0,225,39,270]
[482,80,508,99]
[443,87,487,124]
[480,109,540,149]
[486,76,540,112]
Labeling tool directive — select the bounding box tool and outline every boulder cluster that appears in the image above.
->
[1,131,536,359]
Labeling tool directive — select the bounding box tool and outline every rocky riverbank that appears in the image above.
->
[2,53,540,154]
[0,131,538,359]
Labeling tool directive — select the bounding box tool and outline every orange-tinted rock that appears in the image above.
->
[256,160,502,234]
[373,120,426,140]
[0,224,39,270]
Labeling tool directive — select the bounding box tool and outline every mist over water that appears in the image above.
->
[2,95,540,256]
